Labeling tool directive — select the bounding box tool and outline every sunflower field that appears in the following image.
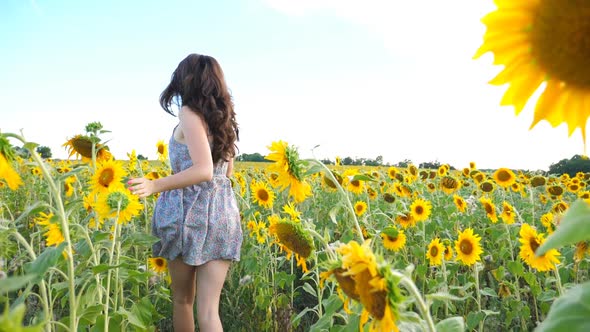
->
[1,124,590,332]
[3,0,590,331]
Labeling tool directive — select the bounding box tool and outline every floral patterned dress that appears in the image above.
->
[151,131,242,266]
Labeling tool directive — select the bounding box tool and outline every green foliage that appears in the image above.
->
[0,304,44,332]
[547,154,590,176]
[236,152,266,162]
[34,146,52,159]
[535,283,590,332]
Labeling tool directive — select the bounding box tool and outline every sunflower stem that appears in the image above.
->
[18,132,79,332]
[553,265,564,296]
[8,230,52,332]
[307,159,364,242]
[474,263,484,332]
[390,269,436,332]
[503,223,527,331]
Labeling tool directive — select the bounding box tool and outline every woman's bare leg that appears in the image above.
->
[195,260,231,332]
[169,257,197,332]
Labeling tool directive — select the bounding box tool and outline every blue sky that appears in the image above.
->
[0,0,586,170]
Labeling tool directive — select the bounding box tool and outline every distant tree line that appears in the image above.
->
[12,145,590,176]
[547,154,590,177]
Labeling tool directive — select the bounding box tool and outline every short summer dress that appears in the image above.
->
[151,129,243,266]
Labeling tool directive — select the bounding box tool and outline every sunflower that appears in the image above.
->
[250,180,275,209]
[156,140,168,162]
[395,212,415,229]
[268,219,314,258]
[35,212,64,247]
[453,195,468,213]
[367,187,378,200]
[387,167,398,180]
[479,180,495,194]
[380,227,406,252]
[343,170,365,195]
[444,245,454,261]
[546,185,565,198]
[475,0,590,150]
[335,240,401,331]
[574,241,589,263]
[567,182,582,193]
[354,201,368,217]
[437,165,448,177]
[493,168,516,188]
[471,171,486,185]
[0,152,23,190]
[540,212,555,232]
[500,201,517,225]
[90,159,127,194]
[95,186,143,223]
[148,257,168,274]
[480,197,499,223]
[455,228,483,266]
[392,182,411,198]
[469,161,477,170]
[440,175,461,194]
[382,192,396,204]
[462,168,471,177]
[518,223,560,272]
[266,141,312,203]
[63,135,111,162]
[410,198,432,222]
[579,191,590,200]
[282,202,301,222]
[552,201,569,214]
[63,177,76,198]
[426,238,445,266]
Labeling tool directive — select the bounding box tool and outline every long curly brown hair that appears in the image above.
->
[160,54,239,164]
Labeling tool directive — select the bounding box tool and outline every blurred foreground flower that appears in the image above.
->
[0,134,23,190]
[474,0,590,150]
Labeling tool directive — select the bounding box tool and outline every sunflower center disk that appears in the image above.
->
[529,238,540,253]
[430,246,439,257]
[532,0,590,88]
[99,169,115,187]
[257,189,269,201]
[460,239,473,255]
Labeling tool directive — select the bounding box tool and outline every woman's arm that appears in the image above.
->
[128,106,213,198]
[226,158,234,177]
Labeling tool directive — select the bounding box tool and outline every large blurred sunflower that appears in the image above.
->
[0,135,23,190]
[475,0,590,148]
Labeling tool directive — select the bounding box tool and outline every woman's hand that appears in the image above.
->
[128,177,155,198]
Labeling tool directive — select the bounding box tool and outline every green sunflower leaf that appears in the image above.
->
[435,316,465,332]
[537,199,590,255]
[535,281,590,332]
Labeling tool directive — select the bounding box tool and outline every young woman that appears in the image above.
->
[128,54,242,332]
